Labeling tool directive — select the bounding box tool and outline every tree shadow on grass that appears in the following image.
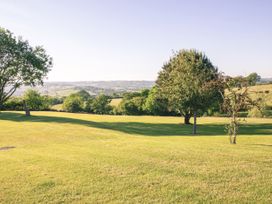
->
[249,144,272,147]
[0,112,271,137]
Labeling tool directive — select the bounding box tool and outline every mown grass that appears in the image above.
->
[0,111,271,203]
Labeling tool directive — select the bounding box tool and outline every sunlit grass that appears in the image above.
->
[50,104,63,111]
[0,111,271,203]
[110,98,122,107]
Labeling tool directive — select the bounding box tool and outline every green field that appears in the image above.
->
[110,98,122,107]
[249,84,272,106]
[0,111,271,203]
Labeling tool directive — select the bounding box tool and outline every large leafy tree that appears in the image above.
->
[156,49,222,134]
[0,27,52,110]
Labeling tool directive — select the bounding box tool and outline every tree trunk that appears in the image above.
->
[232,122,237,144]
[23,100,30,116]
[230,111,237,144]
[184,113,191,125]
[193,111,197,135]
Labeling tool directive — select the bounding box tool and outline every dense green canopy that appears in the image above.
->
[0,27,52,109]
[156,49,222,126]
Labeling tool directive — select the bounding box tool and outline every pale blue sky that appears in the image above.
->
[0,0,271,81]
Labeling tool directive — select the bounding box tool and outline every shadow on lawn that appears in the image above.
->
[0,112,271,136]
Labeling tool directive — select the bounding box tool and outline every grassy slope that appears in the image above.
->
[0,111,271,203]
[249,84,272,106]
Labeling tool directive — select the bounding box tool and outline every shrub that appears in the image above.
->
[24,90,50,111]
[63,95,84,112]
[91,94,112,114]
[3,97,23,110]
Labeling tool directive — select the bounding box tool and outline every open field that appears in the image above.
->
[110,98,122,107]
[249,84,272,106]
[0,111,272,203]
[50,104,63,111]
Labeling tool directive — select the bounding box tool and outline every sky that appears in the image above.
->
[0,0,271,81]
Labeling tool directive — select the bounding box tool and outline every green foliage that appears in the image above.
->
[62,91,112,114]
[143,86,170,115]
[63,94,85,113]
[50,97,64,106]
[23,89,50,111]
[2,97,23,110]
[156,49,222,124]
[84,98,95,113]
[246,72,261,86]
[232,73,261,87]
[91,94,112,114]
[0,27,52,109]
[62,90,93,113]
[75,90,91,101]
[118,89,149,115]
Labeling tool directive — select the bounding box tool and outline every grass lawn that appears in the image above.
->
[0,111,271,203]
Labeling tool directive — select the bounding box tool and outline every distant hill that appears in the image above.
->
[260,78,272,83]
[14,81,155,96]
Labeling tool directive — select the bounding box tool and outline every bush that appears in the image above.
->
[63,95,84,112]
[84,98,95,113]
[24,90,50,110]
[91,94,112,114]
[143,87,170,116]
[3,97,23,110]
[118,89,149,115]
[263,110,272,117]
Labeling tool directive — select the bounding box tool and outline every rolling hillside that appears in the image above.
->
[14,81,155,97]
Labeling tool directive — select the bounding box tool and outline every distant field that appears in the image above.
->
[110,98,122,107]
[51,104,63,111]
[0,111,271,203]
[249,84,272,106]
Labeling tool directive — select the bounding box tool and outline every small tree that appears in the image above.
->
[246,72,261,86]
[222,78,260,144]
[0,28,52,111]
